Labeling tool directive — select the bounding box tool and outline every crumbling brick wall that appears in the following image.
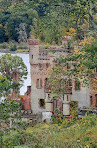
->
[23,86,31,110]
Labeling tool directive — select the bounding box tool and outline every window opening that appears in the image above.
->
[90,96,93,106]
[39,63,43,69]
[45,78,49,87]
[39,99,45,108]
[46,63,50,69]
[67,95,69,101]
[48,94,50,99]
[95,94,97,107]
[36,79,42,89]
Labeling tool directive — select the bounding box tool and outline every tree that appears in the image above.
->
[0,24,6,43]
[6,17,23,41]
[47,61,72,99]
[16,23,27,42]
[0,0,97,43]
[0,54,27,143]
[0,99,22,129]
[0,98,22,148]
[0,75,11,98]
[52,37,97,92]
[0,54,28,93]
[64,0,97,37]
[48,36,97,99]
[0,75,22,146]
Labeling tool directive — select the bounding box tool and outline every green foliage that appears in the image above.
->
[70,101,78,117]
[0,99,22,131]
[51,109,63,124]
[75,78,80,90]
[0,54,28,83]
[0,75,20,98]
[2,130,39,148]
[78,114,97,127]
[49,49,56,53]
[51,39,97,90]
[10,43,17,51]
[17,45,28,50]
[2,133,23,147]
[0,0,96,43]
[48,58,73,98]
[1,115,97,148]
[0,54,27,99]
[14,146,29,148]
[17,121,28,130]
[0,25,6,43]
[0,42,9,49]
[0,76,11,97]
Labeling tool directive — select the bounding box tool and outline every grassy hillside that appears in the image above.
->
[1,114,97,148]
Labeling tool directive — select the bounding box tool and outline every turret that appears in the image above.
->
[28,39,40,65]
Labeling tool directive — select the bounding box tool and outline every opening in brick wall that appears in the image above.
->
[45,78,49,87]
[48,94,50,99]
[95,94,97,107]
[36,78,42,89]
[90,96,93,106]
[39,63,43,69]
[67,95,69,101]
[39,99,45,108]
[46,63,50,69]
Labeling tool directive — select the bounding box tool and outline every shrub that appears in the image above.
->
[14,146,29,148]
[0,42,10,49]
[78,114,97,127]
[51,109,63,124]
[61,117,78,128]
[10,44,17,51]
[2,133,23,147]
[2,130,39,147]
[2,114,97,148]
[17,45,28,49]
[70,101,78,117]
[17,121,28,130]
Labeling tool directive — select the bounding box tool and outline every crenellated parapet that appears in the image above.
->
[28,39,40,45]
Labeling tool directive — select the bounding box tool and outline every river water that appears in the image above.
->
[0,53,31,95]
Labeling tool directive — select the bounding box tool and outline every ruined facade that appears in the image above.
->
[28,38,94,115]
[23,86,31,110]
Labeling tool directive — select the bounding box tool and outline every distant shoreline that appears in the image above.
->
[0,49,29,54]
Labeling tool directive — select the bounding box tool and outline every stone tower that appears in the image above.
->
[28,39,53,114]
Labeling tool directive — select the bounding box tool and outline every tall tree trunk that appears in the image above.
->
[87,6,97,31]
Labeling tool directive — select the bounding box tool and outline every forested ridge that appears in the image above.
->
[0,0,97,44]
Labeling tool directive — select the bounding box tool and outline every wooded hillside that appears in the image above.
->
[0,0,97,44]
